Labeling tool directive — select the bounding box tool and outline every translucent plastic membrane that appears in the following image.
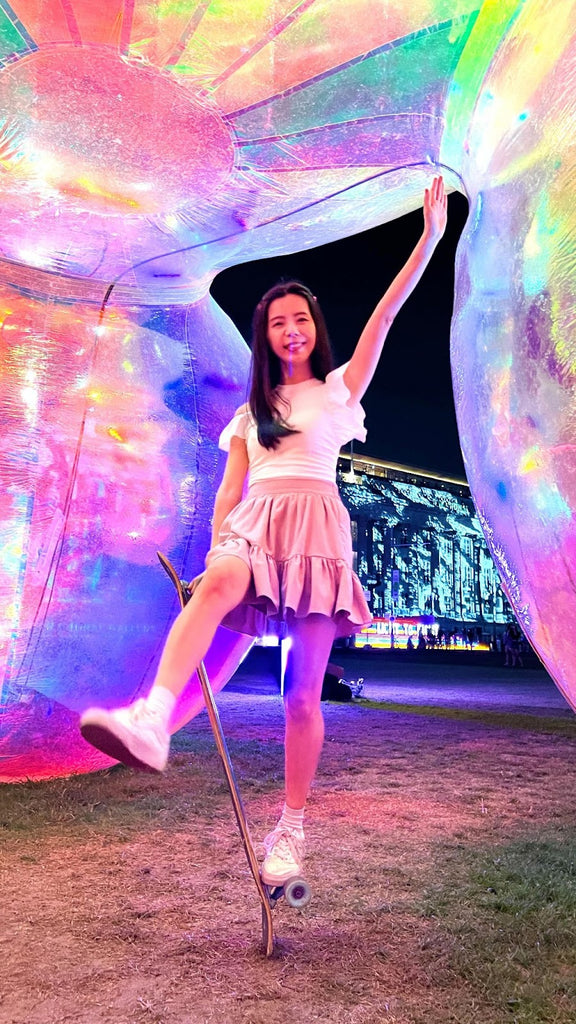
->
[1,0,574,780]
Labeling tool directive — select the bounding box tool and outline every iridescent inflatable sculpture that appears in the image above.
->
[1,1,575,781]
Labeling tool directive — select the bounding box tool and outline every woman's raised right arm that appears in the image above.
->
[210,435,249,547]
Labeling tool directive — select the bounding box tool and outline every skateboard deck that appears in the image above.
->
[157,551,310,957]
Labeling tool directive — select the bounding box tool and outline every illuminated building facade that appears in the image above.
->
[337,454,511,640]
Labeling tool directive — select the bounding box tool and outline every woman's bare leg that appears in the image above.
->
[261,614,336,883]
[283,614,337,808]
[151,555,251,697]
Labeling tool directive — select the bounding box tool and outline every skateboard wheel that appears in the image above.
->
[284,876,311,909]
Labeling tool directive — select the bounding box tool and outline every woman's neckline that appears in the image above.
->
[276,375,322,390]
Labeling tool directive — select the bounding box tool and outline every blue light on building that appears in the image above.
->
[337,453,511,646]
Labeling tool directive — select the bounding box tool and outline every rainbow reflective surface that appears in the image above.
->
[1,1,575,780]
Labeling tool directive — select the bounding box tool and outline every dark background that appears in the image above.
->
[211,191,469,480]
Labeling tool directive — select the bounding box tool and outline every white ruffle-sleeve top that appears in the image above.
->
[218,363,366,484]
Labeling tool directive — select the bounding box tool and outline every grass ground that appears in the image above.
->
[1,691,575,1024]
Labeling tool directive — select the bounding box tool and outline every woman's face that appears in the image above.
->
[266,293,317,381]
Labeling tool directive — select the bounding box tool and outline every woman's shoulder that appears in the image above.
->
[325,362,349,381]
[322,363,350,397]
[218,402,251,451]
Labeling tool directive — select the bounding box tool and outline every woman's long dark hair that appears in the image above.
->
[249,281,334,449]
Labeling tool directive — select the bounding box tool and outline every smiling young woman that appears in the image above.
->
[81,176,448,886]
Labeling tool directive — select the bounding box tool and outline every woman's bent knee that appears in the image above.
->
[200,558,250,607]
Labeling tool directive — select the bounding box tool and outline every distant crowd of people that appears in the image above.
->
[348,621,529,666]
[401,623,527,666]
[405,626,482,652]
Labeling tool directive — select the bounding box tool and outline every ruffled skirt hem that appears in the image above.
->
[217,547,371,639]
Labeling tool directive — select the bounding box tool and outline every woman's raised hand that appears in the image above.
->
[423,174,448,242]
[343,172,449,403]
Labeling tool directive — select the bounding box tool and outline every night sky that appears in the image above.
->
[211,190,470,481]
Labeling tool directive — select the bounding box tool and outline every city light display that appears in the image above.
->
[339,464,509,631]
[1,1,575,781]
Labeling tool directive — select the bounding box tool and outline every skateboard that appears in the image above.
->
[157,551,311,956]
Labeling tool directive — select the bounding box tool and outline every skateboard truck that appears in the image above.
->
[267,878,311,910]
[157,551,311,956]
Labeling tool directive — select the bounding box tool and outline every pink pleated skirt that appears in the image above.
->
[205,477,371,639]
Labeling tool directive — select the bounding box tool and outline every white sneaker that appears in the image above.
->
[80,699,170,772]
[261,826,305,885]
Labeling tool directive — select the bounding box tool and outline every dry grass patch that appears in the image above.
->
[1,693,575,1024]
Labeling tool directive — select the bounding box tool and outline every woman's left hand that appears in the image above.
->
[423,174,448,242]
[344,172,449,403]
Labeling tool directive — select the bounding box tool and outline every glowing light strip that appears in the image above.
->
[201,0,319,94]
[119,0,135,56]
[98,160,458,307]
[58,0,82,46]
[238,114,441,172]
[165,2,219,68]
[238,111,440,149]
[227,14,476,121]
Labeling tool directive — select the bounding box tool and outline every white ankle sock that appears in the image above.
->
[278,803,305,836]
[145,686,176,727]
